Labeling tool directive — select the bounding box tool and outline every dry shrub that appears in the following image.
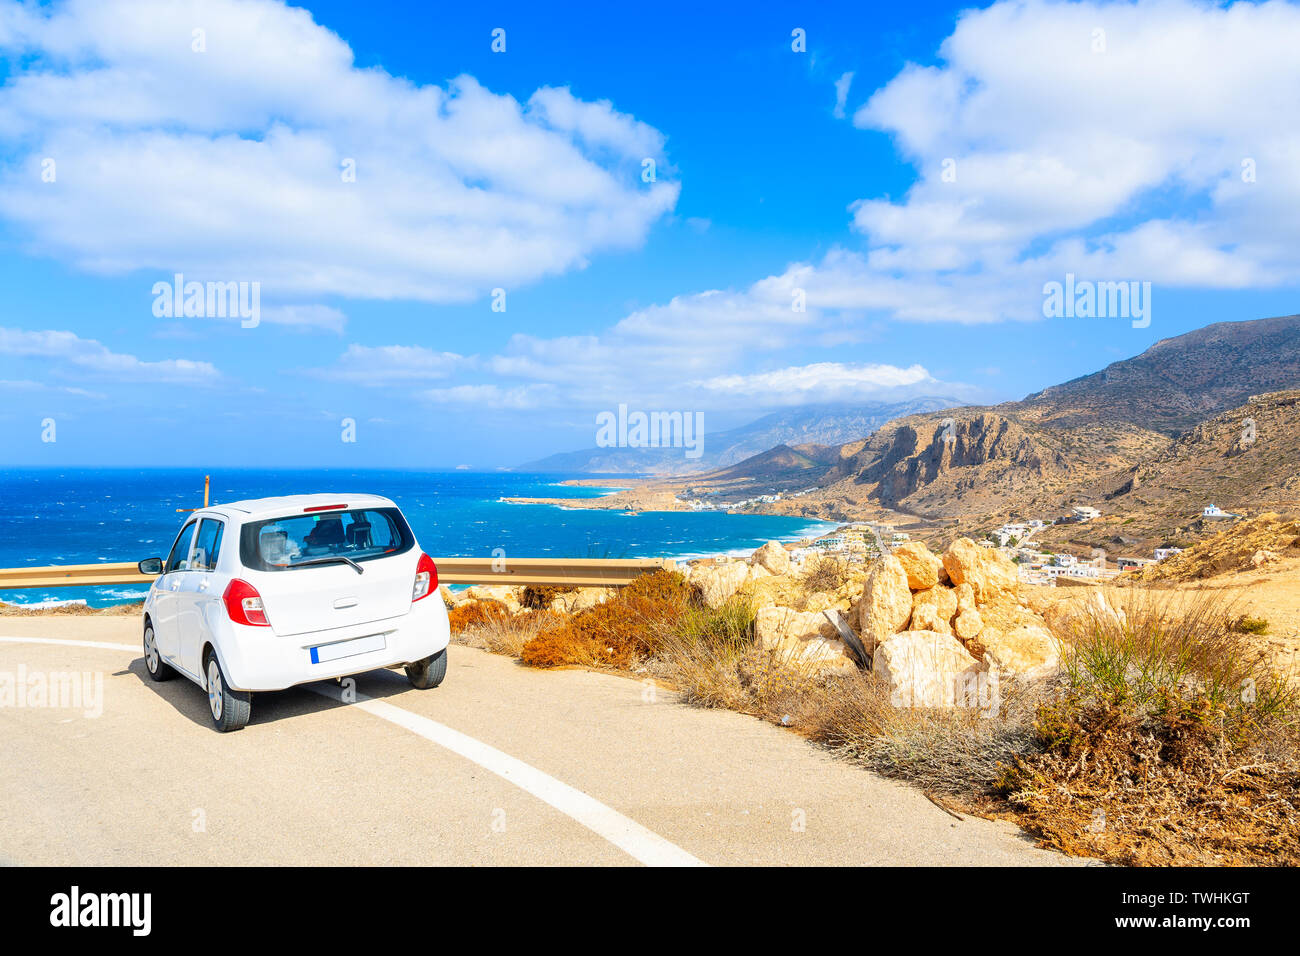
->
[802,555,849,595]
[998,590,1300,865]
[1056,590,1294,726]
[803,672,1050,800]
[454,607,561,658]
[1233,614,1270,635]
[0,600,143,617]
[647,597,819,715]
[520,570,696,668]
[447,600,509,633]
[520,585,574,610]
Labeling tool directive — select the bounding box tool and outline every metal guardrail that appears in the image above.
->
[0,557,671,591]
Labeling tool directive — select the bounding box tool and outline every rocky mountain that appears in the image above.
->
[515,397,959,475]
[1099,389,1300,514]
[1011,313,1300,434]
[659,315,1300,535]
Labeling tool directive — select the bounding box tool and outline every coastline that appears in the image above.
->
[0,469,840,609]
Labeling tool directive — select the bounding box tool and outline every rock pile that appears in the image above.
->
[446,536,1062,706]
[855,538,1062,704]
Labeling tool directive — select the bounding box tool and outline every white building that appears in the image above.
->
[1116,556,1155,571]
[1154,547,1183,561]
[1202,504,1238,519]
[1072,506,1101,521]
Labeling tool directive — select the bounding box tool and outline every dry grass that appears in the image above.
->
[801,555,849,595]
[520,585,574,610]
[520,570,696,668]
[647,599,819,716]
[452,607,563,658]
[803,672,1051,800]
[996,590,1300,865]
[0,600,142,616]
[1054,590,1295,727]
[447,600,510,633]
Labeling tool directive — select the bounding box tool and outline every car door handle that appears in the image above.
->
[198,580,210,592]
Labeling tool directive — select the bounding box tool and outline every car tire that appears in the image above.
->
[405,648,447,689]
[143,621,177,682]
[205,650,252,732]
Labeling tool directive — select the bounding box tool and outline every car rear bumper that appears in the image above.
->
[213,594,450,692]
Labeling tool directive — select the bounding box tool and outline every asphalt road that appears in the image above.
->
[0,616,1080,866]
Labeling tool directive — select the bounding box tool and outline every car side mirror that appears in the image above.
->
[138,557,163,575]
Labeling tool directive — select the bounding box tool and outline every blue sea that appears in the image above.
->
[0,468,836,608]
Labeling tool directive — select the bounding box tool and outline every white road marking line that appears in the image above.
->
[0,636,708,868]
[0,636,137,653]
[314,685,708,868]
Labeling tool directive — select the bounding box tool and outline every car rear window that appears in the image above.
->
[239,507,415,572]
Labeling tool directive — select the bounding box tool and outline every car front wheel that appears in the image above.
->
[143,622,177,682]
[205,651,252,732]
[405,648,447,689]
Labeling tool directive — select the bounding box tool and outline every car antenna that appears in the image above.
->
[176,474,212,512]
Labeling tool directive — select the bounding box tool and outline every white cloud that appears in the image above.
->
[0,326,220,383]
[313,343,470,384]
[0,378,106,398]
[259,305,346,333]
[0,0,678,303]
[420,383,558,410]
[837,0,1300,313]
[692,362,943,404]
[832,71,855,119]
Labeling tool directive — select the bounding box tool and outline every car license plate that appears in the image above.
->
[309,633,386,664]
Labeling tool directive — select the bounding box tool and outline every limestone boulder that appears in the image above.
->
[751,540,792,575]
[893,540,942,590]
[955,582,977,616]
[855,555,913,654]
[1251,548,1280,569]
[916,603,958,636]
[942,537,1019,604]
[755,606,857,672]
[692,561,750,608]
[911,585,958,633]
[802,590,841,614]
[953,607,984,642]
[739,573,806,611]
[872,630,984,708]
[463,584,523,614]
[550,587,614,614]
[981,621,1061,680]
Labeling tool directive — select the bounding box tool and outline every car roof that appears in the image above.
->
[202,493,399,522]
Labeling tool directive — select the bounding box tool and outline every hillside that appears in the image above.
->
[652,315,1300,547]
[1011,313,1300,434]
[515,397,958,475]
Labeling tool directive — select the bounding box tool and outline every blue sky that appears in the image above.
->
[1,0,1297,467]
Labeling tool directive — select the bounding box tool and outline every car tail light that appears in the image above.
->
[413,553,438,601]
[223,579,270,626]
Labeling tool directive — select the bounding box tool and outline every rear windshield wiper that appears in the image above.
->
[289,555,364,574]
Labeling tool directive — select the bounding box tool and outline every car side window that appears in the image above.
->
[193,518,224,572]
[165,521,198,573]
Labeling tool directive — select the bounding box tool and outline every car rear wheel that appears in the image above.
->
[205,651,252,732]
[143,622,177,682]
[405,648,447,689]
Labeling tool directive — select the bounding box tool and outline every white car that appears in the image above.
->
[137,494,450,732]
